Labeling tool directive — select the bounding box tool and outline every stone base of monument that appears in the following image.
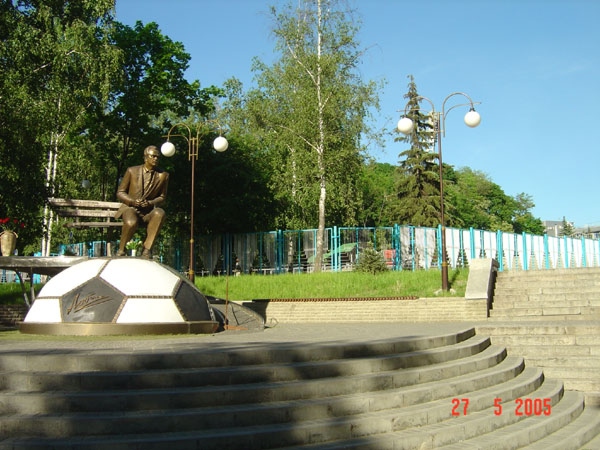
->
[19,321,218,336]
[19,258,220,336]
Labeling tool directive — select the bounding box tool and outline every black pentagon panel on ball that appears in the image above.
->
[173,281,215,322]
[60,276,126,323]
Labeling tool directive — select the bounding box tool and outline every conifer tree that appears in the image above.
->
[393,76,440,227]
[560,217,575,236]
[355,247,389,274]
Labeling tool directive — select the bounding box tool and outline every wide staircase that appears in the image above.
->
[1,326,600,449]
[477,267,600,409]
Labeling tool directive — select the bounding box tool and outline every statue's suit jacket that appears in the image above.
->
[114,165,169,219]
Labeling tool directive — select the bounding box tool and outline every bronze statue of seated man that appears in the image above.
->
[115,145,169,259]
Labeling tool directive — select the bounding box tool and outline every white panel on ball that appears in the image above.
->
[38,259,108,297]
[101,259,180,297]
[24,298,62,323]
[117,298,184,323]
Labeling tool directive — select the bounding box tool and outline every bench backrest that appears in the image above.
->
[48,198,122,228]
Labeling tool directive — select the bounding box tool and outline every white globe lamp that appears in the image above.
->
[397,117,414,135]
[464,110,481,128]
[161,141,176,157]
[213,136,229,152]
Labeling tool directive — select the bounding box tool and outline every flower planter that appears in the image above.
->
[0,231,17,256]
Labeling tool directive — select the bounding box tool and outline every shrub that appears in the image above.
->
[355,247,389,275]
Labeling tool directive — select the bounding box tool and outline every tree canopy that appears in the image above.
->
[0,0,547,257]
[0,0,121,253]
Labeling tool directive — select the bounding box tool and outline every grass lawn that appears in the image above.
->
[196,268,468,301]
[0,268,468,305]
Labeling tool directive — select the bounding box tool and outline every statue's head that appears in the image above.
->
[143,145,160,170]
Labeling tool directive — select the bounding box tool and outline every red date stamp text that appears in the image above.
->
[451,397,552,416]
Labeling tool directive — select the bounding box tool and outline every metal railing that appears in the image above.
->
[53,225,600,276]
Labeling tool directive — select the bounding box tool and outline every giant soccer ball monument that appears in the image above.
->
[20,258,222,335]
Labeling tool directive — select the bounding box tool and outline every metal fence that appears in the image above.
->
[54,225,600,276]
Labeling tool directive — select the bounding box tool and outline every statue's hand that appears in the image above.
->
[134,199,150,209]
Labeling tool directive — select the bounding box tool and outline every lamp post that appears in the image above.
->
[161,123,228,283]
[397,92,481,291]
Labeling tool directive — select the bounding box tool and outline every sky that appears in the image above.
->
[115,0,600,228]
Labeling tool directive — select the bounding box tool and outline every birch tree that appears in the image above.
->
[250,0,379,271]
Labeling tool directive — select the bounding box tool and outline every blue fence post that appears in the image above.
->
[496,230,504,271]
[332,226,339,271]
[275,229,283,273]
[423,226,429,270]
[435,225,442,272]
[543,234,550,269]
[479,230,486,258]
[392,224,400,271]
[522,233,529,271]
[297,230,303,270]
[223,233,230,274]
[257,232,263,271]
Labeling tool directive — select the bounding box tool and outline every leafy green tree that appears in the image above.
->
[445,168,544,233]
[512,192,544,234]
[0,0,121,254]
[445,168,512,231]
[72,20,239,240]
[217,77,279,232]
[393,75,440,227]
[246,0,380,271]
[84,20,200,198]
[358,161,397,226]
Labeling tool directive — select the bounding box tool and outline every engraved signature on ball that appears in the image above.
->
[67,292,112,315]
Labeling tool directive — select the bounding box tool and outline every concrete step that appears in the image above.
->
[0,329,521,448]
[497,267,600,281]
[582,410,600,449]
[439,390,586,450]
[476,322,600,411]
[2,323,599,449]
[488,314,600,322]
[490,306,600,318]
[0,344,509,415]
[494,280,600,294]
[0,312,597,450]
[557,379,600,396]
[275,378,567,449]
[495,279,600,287]
[491,268,600,328]
[492,297,600,307]
[0,354,529,439]
[477,323,600,335]
[0,327,478,373]
[0,369,559,450]
[501,404,600,450]
[490,344,593,357]
[0,333,491,393]
[479,333,577,346]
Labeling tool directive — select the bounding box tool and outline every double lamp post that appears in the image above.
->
[161,123,228,283]
[397,92,481,291]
